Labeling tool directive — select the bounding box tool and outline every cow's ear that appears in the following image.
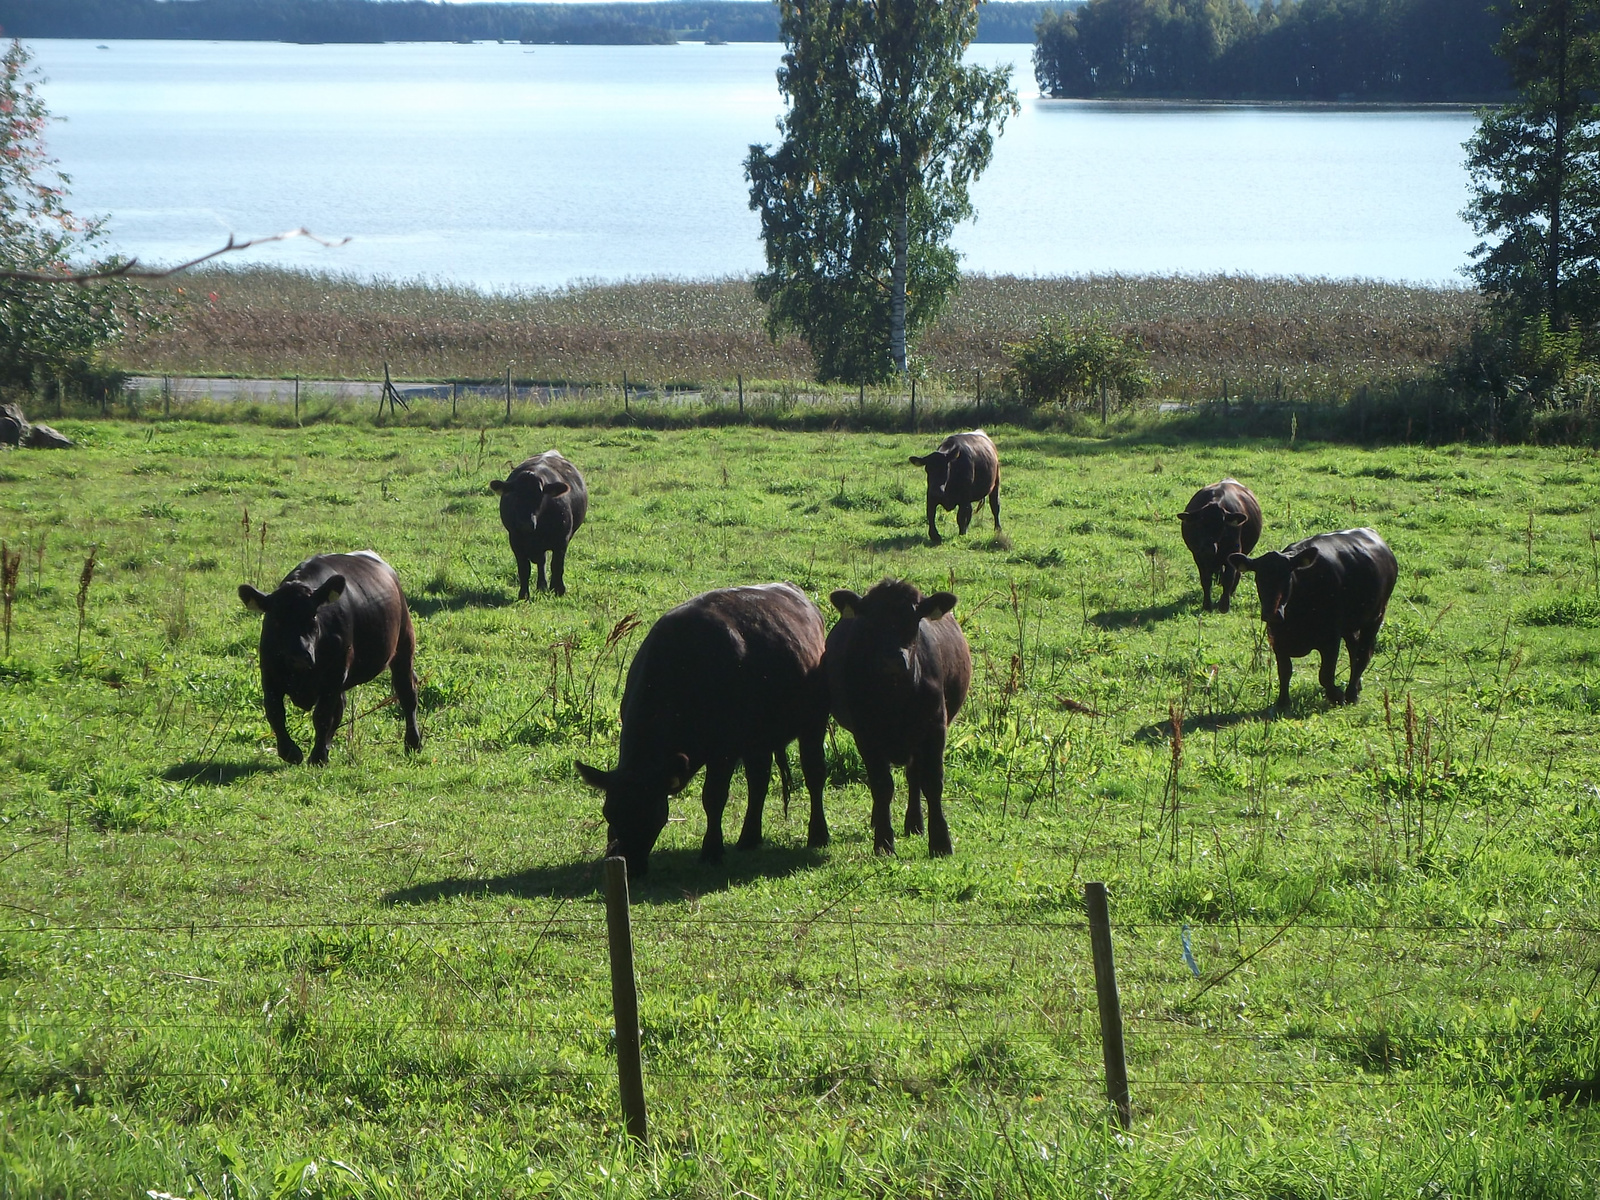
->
[489,479,508,494]
[830,589,863,618]
[239,584,271,613]
[1175,511,1192,520]
[312,575,346,607]
[575,760,611,790]
[1290,547,1320,570]
[1224,510,1250,526]
[917,591,958,620]
[909,455,929,467]
[1228,553,1257,572]
[541,480,570,498]
[664,752,691,792]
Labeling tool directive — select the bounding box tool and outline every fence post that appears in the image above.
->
[162,375,170,418]
[603,856,648,1144]
[623,371,630,417]
[294,375,300,425]
[505,366,512,423]
[975,370,981,421]
[451,381,458,420]
[859,382,865,417]
[910,376,916,429]
[1085,881,1131,1130]
[737,372,743,416]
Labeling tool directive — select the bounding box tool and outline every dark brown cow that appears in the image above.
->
[826,579,971,856]
[238,551,422,765]
[490,450,588,598]
[576,582,829,876]
[909,430,1000,544]
[1177,478,1263,613]
[1230,528,1398,708]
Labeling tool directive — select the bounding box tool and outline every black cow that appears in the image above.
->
[238,551,422,765]
[1177,478,1263,613]
[909,430,1001,544]
[490,451,588,598]
[1230,528,1398,708]
[826,579,972,856]
[576,582,829,876]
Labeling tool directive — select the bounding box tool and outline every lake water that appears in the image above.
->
[28,39,1480,289]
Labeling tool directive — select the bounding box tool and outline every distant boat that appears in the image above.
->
[96,44,110,50]
[706,36,727,45]
[453,40,476,45]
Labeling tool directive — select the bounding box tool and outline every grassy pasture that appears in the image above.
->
[0,420,1598,1198]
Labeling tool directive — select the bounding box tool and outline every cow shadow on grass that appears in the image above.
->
[382,843,826,908]
[409,589,514,618]
[1089,595,1198,629]
[162,760,283,786]
[1132,708,1267,743]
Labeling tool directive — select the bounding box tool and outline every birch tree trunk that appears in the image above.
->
[891,191,909,374]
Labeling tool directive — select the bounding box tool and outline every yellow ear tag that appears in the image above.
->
[839,604,856,619]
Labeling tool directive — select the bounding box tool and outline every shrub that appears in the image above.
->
[1003,315,1150,410]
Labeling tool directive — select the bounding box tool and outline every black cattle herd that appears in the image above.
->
[238,431,1398,875]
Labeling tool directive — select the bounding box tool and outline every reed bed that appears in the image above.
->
[122,268,1481,403]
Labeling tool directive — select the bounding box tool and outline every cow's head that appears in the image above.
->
[909,447,960,500]
[1177,502,1251,561]
[490,472,570,535]
[238,575,346,672]
[575,753,691,876]
[1229,546,1319,627]
[831,578,957,647]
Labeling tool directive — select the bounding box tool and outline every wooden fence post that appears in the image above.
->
[451,381,458,420]
[162,375,170,418]
[603,856,648,1144]
[975,370,981,420]
[1085,881,1131,1130]
[623,371,630,417]
[737,372,743,416]
[910,377,916,429]
[294,375,300,425]
[505,366,512,423]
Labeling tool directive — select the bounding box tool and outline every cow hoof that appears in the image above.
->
[807,826,830,849]
[405,732,423,752]
[873,837,897,856]
[904,815,924,836]
[1217,600,1230,614]
[276,743,304,766]
[735,832,762,851]
[700,843,725,864]
[308,751,330,767]
[553,585,567,597]
[929,838,953,858]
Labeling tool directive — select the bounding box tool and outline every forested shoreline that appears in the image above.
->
[0,0,1045,45]
[1034,0,1510,102]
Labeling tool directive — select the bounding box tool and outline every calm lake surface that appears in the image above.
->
[29,39,1478,289]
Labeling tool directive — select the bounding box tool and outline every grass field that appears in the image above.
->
[121,269,1481,407]
[1,419,1597,1198]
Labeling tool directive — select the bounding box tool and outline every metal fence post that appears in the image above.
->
[1085,881,1131,1130]
[603,856,648,1144]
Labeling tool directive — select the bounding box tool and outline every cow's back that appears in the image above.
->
[273,551,410,691]
[1282,529,1396,647]
[942,431,999,500]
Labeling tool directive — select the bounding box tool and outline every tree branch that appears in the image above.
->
[0,227,350,284]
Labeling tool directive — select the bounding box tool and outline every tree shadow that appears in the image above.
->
[410,589,514,618]
[162,760,283,786]
[1089,595,1198,628]
[382,842,827,908]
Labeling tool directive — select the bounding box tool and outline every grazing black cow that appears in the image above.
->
[490,451,588,598]
[238,551,422,765]
[826,579,971,856]
[1177,478,1263,613]
[1230,528,1398,708]
[909,430,1001,544]
[576,582,829,876]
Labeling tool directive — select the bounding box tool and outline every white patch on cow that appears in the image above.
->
[349,550,384,561]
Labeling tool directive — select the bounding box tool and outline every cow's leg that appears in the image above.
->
[865,753,897,855]
[263,685,302,765]
[1217,563,1238,614]
[1318,641,1345,705]
[736,748,773,851]
[956,501,973,535]
[1274,651,1294,710]
[919,728,953,857]
[903,756,925,836]
[989,484,1001,531]
[534,550,549,593]
[799,726,829,847]
[1345,621,1381,703]
[1200,566,1215,613]
[550,542,568,597]
[391,629,423,753]
[515,553,532,601]
[308,691,346,766]
[926,497,941,545]
[700,757,736,863]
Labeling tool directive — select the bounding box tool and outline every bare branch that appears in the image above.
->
[0,227,350,284]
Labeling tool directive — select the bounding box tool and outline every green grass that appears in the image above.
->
[1,421,1598,1198]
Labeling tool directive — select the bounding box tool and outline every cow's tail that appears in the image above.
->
[778,749,795,818]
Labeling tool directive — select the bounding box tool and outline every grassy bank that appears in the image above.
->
[122,269,1481,406]
[1,422,1596,1197]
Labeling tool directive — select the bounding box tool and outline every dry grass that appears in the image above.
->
[122,268,1482,401]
